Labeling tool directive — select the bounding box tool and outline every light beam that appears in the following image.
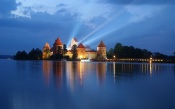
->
[83,22,130,45]
[79,9,125,43]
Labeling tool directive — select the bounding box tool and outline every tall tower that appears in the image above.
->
[77,43,86,59]
[42,42,51,59]
[71,38,78,48]
[53,37,63,54]
[97,41,106,59]
[68,38,78,50]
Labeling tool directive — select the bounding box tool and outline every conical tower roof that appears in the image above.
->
[44,42,50,48]
[55,38,63,45]
[44,42,50,49]
[77,43,85,48]
[98,41,106,47]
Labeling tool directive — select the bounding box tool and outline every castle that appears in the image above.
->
[42,37,107,60]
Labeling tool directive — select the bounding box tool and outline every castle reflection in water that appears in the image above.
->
[42,61,174,89]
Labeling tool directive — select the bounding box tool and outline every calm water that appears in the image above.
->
[0,60,175,109]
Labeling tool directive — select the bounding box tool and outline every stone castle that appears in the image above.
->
[42,37,107,60]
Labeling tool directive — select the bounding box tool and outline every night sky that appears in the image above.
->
[0,0,175,55]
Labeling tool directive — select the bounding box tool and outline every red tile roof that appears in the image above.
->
[77,43,85,48]
[98,41,106,47]
[55,38,63,45]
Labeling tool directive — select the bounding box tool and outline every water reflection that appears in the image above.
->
[150,62,152,77]
[96,62,106,85]
[2,60,174,109]
[77,62,85,85]
[42,61,175,88]
[42,61,52,85]
[53,61,63,88]
[106,62,175,80]
[66,61,77,90]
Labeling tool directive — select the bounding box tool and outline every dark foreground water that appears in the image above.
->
[0,60,175,109]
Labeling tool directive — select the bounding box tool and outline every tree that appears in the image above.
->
[53,46,63,60]
[113,43,153,59]
[114,43,122,58]
[28,48,42,60]
[142,49,152,58]
[107,48,114,59]
[71,44,78,60]
[14,51,28,60]
[63,44,67,56]
[153,52,168,59]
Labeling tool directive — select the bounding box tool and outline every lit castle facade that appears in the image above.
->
[42,37,107,60]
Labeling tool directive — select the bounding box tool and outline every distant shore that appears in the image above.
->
[0,55,13,59]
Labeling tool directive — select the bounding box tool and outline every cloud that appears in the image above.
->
[104,0,175,5]
[125,5,164,22]
[11,0,114,21]
[11,0,62,18]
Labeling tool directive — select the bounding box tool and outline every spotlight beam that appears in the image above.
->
[79,9,125,43]
[84,22,130,45]
[67,4,96,46]
[79,0,139,43]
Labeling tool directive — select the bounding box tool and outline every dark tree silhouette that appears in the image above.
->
[114,43,122,58]
[153,52,168,59]
[14,51,28,60]
[63,44,67,56]
[113,43,152,58]
[51,46,63,60]
[28,48,42,60]
[107,48,114,59]
[71,44,78,60]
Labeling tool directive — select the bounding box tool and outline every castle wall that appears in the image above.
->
[65,51,73,58]
[77,48,87,59]
[97,47,106,58]
[88,52,97,59]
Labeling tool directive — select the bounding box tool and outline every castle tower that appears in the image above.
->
[53,37,63,54]
[42,42,51,59]
[77,43,87,59]
[71,38,78,48]
[97,41,106,59]
[68,38,78,50]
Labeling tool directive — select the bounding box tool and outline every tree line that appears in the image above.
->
[107,43,175,60]
[14,48,42,60]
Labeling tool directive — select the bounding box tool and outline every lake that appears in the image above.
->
[0,60,175,109]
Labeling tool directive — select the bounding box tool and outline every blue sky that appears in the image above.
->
[0,0,175,55]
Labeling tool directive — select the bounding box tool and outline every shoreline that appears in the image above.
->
[3,58,174,64]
